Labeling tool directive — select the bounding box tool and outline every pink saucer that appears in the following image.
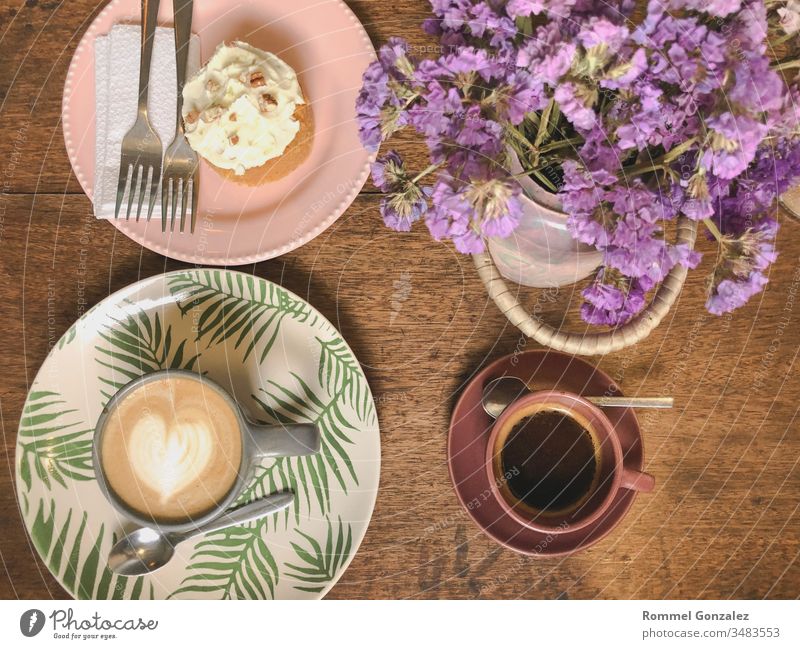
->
[448,350,646,556]
[62,0,375,265]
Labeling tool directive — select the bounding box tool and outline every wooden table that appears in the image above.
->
[1,0,798,600]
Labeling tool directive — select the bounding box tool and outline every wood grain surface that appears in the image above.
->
[0,0,798,600]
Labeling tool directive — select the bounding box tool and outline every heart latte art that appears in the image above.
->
[100,376,243,522]
[128,411,216,503]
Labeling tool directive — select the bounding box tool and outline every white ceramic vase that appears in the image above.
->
[488,153,603,288]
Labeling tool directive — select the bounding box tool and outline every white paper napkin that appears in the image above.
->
[94,25,200,219]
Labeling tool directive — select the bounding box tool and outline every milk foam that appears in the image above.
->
[128,410,215,503]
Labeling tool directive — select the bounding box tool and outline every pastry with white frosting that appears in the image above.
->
[182,41,314,184]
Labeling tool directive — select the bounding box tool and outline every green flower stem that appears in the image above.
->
[532,171,559,192]
[769,32,797,48]
[623,160,665,177]
[539,136,583,153]
[411,163,443,184]
[771,58,800,72]
[506,124,539,153]
[621,137,699,178]
[704,218,724,243]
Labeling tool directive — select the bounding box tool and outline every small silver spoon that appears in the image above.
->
[481,376,673,419]
[107,492,294,576]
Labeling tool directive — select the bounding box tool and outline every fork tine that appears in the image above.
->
[161,176,170,233]
[114,163,131,219]
[148,164,160,222]
[189,176,197,234]
[135,166,149,222]
[126,165,142,221]
[170,177,180,232]
[179,179,189,233]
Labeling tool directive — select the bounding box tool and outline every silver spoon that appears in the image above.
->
[107,492,294,576]
[481,376,673,419]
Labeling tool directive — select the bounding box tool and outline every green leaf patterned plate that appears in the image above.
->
[15,269,380,599]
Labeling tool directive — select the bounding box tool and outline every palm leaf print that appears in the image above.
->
[317,336,375,422]
[94,301,200,402]
[18,391,94,492]
[167,270,317,364]
[57,303,98,349]
[252,373,359,519]
[57,323,77,349]
[236,455,330,525]
[169,519,279,600]
[29,499,152,600]
[284,517,353,593]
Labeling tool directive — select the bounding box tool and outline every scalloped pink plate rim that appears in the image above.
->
[62,0,375,265]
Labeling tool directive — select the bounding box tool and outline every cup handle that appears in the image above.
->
[245,422,321,459]
[620,467,655,493]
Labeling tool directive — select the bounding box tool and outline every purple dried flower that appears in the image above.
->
[577,125,623,172]
[554,82,596,131]
[506,71,547,123]
[408,81,462,137]
[581,270,646,326]
[706,274,769,315]
[578,17,628,53]
[371,151,431,232]
[378,37,412,72]
[706,218,778,314]
[702,113,767,180]
[355,62,390,152]
[728,57,784,113]
[455,106,503,154]
[371,150,405,192]
[505,1,558,19]
[380,193,429,232]
[451,225,486,253]
[669,0,742,17]
[465,177,523,237]
[517,23,576,84]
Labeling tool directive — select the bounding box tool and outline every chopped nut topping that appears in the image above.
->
[201,105,223,122]
[206,79,220,93]
[230,134,239,145]
[185,110,199,124]
[249,72,266,87]
[229,113,237,122]
[258,93,278,112]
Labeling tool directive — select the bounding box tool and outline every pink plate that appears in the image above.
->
[448,350,646,556]
[62,0,375,265]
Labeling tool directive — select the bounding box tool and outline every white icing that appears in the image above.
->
[127,411,215,503]
[182,41,304,175]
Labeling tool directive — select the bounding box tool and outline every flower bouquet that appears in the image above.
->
[356,0,800,339]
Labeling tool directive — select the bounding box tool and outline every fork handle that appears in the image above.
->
[173,0,194,133]
[137,0,161,114]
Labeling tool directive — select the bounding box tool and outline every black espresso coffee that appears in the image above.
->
[501,408,598,513]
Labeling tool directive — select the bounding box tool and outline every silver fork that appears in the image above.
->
[114,0,163,222]
[161,0,198,233]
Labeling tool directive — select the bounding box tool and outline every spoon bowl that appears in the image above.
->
[108,527,177,576]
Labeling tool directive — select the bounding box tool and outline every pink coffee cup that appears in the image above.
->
[485,390,654,534]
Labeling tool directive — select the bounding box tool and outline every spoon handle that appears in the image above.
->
[173,492,294,543]
[586,396,674,409]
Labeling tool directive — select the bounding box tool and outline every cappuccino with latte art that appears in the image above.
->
[99,375,243,522]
